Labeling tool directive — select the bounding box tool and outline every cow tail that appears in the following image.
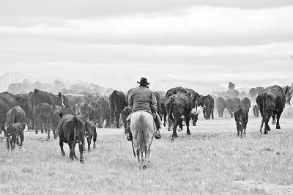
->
[169,96,174,121]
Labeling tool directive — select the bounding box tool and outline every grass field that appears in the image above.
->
[1,115,293,195]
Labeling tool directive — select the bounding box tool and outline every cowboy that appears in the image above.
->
[126,77,161,141]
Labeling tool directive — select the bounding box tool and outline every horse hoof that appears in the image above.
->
[276,125,281,129]
[80,159,84,164]
[93,145,96,149]
[187,132,191,135]
[143,165,147,170]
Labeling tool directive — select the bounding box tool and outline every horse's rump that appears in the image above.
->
[130,111,155,149]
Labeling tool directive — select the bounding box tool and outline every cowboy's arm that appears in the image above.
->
[150,92,157,113]
[128,93,133,109]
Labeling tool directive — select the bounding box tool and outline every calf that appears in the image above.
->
[234,106,248,138]
[121,106,132,134]
[58,115,85,163]
[84,121,97,151]
[6,123,26,150]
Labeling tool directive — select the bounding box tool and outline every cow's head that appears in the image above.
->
[283,86,292,105]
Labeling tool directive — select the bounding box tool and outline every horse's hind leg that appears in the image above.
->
[145,146,151,167]
[136,149,142,170]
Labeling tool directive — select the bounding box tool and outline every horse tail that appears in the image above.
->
[169,96,174,121]
[136,114,147,151]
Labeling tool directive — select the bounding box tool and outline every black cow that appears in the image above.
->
[109,90,127,128]
[256,85,292,134]
[253,105,259,117]
[234,105,248,138]
[240,97,251,111]
[165,87,188,98]
[197,95,214,119]
[215,97,226,117]
[58,115,85,163]
[6,106,26,126]
[167,92,194,140]
[6,123,26,150]
[95,96,111,128]
[0,92,18,134]
[84,121,97,151]
[28,89,64,130]
[225,98,240,117]
[6,106,27,149]
[34,103,58,139]
[121,106,132,134]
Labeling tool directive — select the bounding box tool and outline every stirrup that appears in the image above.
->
[154,130,161,139]
[127,133,133,141]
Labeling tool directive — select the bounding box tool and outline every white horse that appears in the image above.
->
[130,111,155,170]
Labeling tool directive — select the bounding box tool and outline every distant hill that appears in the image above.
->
[0,72,37,92]
[1,72,114,96]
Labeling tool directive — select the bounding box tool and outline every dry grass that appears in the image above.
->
[1,116,293,195]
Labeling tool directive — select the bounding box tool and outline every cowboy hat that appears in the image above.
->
[137,77,150,86]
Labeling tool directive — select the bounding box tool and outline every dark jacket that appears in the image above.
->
[128,86,157,113]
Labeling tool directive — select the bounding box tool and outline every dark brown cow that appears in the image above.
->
[95,96,111,128]
[0,92,17,134]
[215,97,226,117]
[58,115,85,163]
[165,87,188,98]
[234,105,249,138]
[6,106,27,149]
[34,103,58,139]
[6,106,26,126]
[121,106,132,134]
[197,95,214,119]
[167,92,194,140]
[256,85,292,134]
[28,89,64,130]
[109,90,127,128]
[240,97,251,111]
[84,121,97,151]
[6,123,26,150]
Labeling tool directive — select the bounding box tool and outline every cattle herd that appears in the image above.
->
[0,84,292,163]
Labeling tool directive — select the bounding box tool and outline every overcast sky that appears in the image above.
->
[0,0,292,89]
